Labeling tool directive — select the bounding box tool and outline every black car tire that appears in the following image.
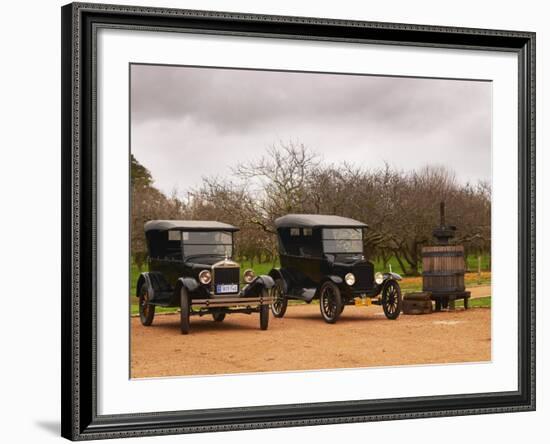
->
[260,290,270,330]
[319,281,342,324]
[138,283,155,326]
[382,280,402,320]
[271,278,288,318]
[260,293,270,330]
[212,312,226,322]
[180,287,191,334]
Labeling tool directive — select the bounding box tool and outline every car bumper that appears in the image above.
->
[191,295,272,308]
[190,275,274,308]
[349,287,380,297]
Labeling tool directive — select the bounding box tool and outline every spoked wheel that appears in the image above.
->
[260,290,270,330]
[138,283,155,326]
[382,280,402,320]
[180,287,191,334]
[271,278,288,318]
[319,281,342,324]
[212,311,226,322]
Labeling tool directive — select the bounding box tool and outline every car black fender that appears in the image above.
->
[268,268,292,292]
[256,275,275,289]
[165,277,201,306]
[383,272,402,281]
[242,275,275,297]
[373,273,402,296]
[176,277,200,294]
[136,271,171,301]
[312,275,345,300]
[324,275,344,285]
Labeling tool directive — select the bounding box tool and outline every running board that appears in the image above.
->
[287,288,316,303]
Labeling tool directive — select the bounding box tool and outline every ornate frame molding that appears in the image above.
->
[61,3,535,440]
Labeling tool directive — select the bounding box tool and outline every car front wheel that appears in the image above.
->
[271,278,288,318]
[138,283,155,326]
[260,304,269,330]
[319,281,342,324]
[180,287,191,334]
[382,280,402,320]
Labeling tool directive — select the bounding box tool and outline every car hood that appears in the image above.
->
[184,256,232,268]
[331,254,367,266]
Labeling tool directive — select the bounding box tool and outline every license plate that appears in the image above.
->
[216,284,238,294]
[354,297,371,306]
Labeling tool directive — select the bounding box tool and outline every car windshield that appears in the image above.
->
[182,231,233,258]
[322,228,363,254]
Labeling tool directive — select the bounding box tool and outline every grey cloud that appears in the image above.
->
[130,64,491,196]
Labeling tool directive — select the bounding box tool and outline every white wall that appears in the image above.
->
[0,0,546,443]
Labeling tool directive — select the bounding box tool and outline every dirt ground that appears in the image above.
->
[131,287,491,378]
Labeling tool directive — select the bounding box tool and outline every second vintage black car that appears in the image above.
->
[136,220,274,334]
[269,214,402,323]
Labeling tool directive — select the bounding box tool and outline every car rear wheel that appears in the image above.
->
[212,311,226,322]
[271,278,288,318]
[180,287,191,334]
[382,280,402,320]
[138,283,155,326]
[319,281,342,324]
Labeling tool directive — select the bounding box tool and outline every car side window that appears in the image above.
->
[279,227,322,257]
[168,230,181,241]
[146,230,183,260]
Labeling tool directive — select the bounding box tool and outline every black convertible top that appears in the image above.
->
[144,220,239,233]
[274,214,367,229]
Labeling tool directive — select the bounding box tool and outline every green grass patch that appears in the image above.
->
[465,254,491,272]
[239,260,280,278]
[371,256,407,275]
[455,296,491,308]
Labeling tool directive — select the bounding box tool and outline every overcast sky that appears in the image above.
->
[131,64,491,197]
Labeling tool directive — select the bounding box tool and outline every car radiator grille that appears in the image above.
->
[352,263,374,290]
[213,267,240,295]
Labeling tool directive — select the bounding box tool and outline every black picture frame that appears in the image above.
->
[61,2,536,440]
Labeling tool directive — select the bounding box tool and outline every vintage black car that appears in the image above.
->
[137,220,274,334]
[269,214,402,323]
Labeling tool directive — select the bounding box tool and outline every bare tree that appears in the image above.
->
[234,141,321,219]
[131,146,491,275]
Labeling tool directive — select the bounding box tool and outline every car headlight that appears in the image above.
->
[199,270,212,285]
[344,273,355,286]
[243,269,256,283]
[375,272,384,285]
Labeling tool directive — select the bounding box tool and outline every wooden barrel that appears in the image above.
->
[422,245,465,295]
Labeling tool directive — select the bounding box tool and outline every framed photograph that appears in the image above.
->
[61,2,535,440]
